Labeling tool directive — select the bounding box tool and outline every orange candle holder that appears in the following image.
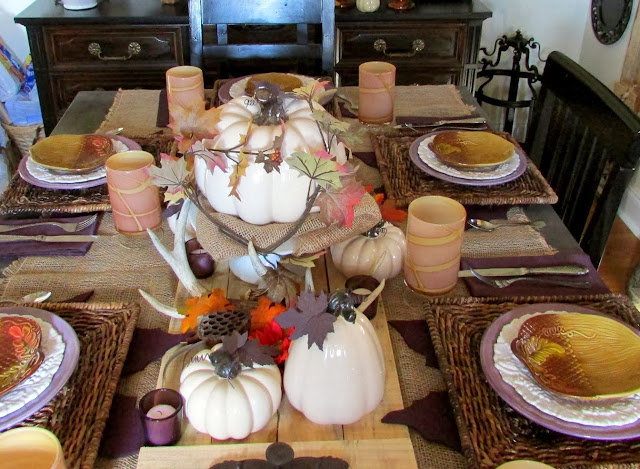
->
[165,66,205,125]
[404,196,466,295]
[358,61,396,124]
[106,151,162,235]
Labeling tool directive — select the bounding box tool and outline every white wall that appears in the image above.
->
[0,0,37,62]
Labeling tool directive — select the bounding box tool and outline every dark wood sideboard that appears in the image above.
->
[15,0,491,135]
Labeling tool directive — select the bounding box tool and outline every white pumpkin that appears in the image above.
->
[330,222,406,281]
[195,96,347,225]
[283,310,385,425]
[179,347,282,440]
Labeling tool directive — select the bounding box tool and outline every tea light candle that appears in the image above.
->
[146,404,176,419]
[139,388,184,446]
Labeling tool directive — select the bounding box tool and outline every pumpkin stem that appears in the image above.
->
[363,220,387,239]
[253,86,287,126]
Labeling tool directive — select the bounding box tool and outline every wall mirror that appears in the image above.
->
[591,0,633,44]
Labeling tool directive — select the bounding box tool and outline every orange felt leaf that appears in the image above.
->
[250,296,287,332]
[380,199,408,223]
[181,288,234,333]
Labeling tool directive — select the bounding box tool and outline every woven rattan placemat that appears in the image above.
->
[371,133,558,208]
[425,294,640,469]
[0,132,173,217]
[0,301,139,469]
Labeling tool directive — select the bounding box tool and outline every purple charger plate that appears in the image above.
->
[0,306,80,431]
[409,130,528,186]
[480,302,640,440]
[218,74,334,105]
[18,135,141,190]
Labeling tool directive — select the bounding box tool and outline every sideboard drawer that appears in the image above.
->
[337,22,465,66]
[44,25,185,70]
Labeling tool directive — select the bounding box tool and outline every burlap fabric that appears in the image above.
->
[338,85,475,120]
[196,193,382,259]
[96,89,170,138]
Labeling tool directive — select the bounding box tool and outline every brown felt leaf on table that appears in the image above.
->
[382,391,461,451]
[388,320,438,368]
[275,291,336,350]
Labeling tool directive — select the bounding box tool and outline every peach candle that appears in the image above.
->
[358,61,396,124]
[166,66,205,124]
[105,151,162,235]
[404,196,466,295]
[0,427,67,469]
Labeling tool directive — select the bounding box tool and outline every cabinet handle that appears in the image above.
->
[373,39,425,58]
[88,42,142,61]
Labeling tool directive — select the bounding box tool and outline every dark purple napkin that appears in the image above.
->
[388,320,438,368]
[99,394,145,458]
[338,100,358,119]
[0,214,99,259]
[382,392,461,451]
[157,88,169,128]
[461,253,610,297]
[122,328,189,376]
[353,151,377,168]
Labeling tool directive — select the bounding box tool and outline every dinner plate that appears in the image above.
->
[409,130,527,186]
[18,135,141,190]
[218,74,334,105]
[480,303,640,440]
[0,306,80,431]
[29,134,115,173]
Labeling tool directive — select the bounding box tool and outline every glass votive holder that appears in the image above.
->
[403,196,466,295]
[0,427,67,469]
[166,66,205,125]
[139,388,184,446]
[105,151,162,236]
[358,61,396,124]
[345,275,381,319]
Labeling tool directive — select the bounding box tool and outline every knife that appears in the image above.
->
[458,265,589,277]
[0,234,100,243]
[394,117,488,130]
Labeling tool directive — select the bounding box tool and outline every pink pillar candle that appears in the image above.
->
[166,66,205,124]
[358,61,396,124]
[404,196,466,295]
[0,427,67,469]
[105,151,162,235]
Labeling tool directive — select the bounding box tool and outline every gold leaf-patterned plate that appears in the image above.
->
[511,311,640,400]
[0,316,43,397]
[29,134,115,173]
[428,131,515,169]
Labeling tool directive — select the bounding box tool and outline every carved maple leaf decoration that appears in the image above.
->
[147,153,191,203]
[191,140,227,173]
[275,291,336,350]
[228,152,250,199]
[316,174,367,227]
[167,96,221,153]
[221,330,278,368]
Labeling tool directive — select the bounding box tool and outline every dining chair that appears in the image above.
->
[188,0,335,79]
[524,51,640,267]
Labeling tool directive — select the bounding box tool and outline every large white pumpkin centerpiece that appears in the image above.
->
[194,84,345,225]
[179,331,282,440]
[275,287,386,425]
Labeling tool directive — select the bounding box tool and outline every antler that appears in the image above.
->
[139,198,208,319]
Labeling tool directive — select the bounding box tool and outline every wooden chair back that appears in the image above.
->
[525,51,640,266]
[189,0,335,79]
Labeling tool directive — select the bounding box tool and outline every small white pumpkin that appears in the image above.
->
[283,309,385,425]
[179,346,282,440]
[195,95,346,225]
[330,221,406,281]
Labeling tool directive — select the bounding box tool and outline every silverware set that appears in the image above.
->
[468,267,591,289]
[0,214,97,233]
[0,214,99,243]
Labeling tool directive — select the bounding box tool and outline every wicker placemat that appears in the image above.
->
[371,133,558,208]
[425,294,640,469]
[0,136,174,216]
[0,301,139,469]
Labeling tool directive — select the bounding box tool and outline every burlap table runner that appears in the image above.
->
[97,89,170,138]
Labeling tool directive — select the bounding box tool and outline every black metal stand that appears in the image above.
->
[475,30,544,136]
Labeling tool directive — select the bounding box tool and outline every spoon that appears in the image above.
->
[468,218,546,232]
[1,291,52,304]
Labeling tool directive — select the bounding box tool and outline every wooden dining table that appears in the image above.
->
[0,85,637,469]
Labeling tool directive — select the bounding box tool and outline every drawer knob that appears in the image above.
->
[88,42,142,61]
[373,38,425,58]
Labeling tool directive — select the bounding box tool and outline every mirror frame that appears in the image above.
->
[591,0,633,45]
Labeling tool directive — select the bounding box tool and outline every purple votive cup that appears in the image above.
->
[139,388,184,446]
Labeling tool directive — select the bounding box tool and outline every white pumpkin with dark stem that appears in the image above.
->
[179,345,282,440]
[330,221,406,281]
[194,90,346,225]
[281,282,386,425]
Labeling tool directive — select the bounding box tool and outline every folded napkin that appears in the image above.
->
[461,253,610,297]
[0,214,99,259]
[157,88,169,127]
[352,150,377,168]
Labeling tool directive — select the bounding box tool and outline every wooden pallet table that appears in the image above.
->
[137,256,416,469]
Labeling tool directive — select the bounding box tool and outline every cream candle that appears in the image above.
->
[146,404,177,419]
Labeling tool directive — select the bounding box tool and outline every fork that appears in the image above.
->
[469,267,592,289]
[0,214,97,233]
